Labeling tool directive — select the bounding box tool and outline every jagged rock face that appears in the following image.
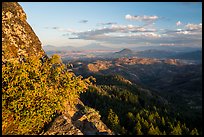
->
[2,2,45,62]
[41,99,114,135]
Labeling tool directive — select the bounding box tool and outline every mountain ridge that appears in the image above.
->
[43,43,116,51]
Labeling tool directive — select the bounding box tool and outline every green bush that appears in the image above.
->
[2,55,92,134]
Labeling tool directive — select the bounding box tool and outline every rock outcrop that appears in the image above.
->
[41,99,114,135]
[2,2,45,62]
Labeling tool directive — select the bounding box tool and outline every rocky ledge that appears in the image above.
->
[41,99,114,135]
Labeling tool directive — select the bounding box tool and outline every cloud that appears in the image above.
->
[71,27,115,39]
[44,26,61,30]
[157,23,202,46]
[125,14,159,22]
[129,32,161,38]
[44,26,78,33]
[176,30,190,35]
[79,20,88,23]
[169,23,202,35]
[98,22,117,26]
[176,21,182,26]
[159,43,176,46]
[165,23,202,35]
[185,23,202,31]
[111,24,156,33]
[62,22,201,47]
[66,24,157,40]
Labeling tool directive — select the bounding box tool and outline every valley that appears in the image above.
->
[51,47,202,135]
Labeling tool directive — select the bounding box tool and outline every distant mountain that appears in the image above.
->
[170,50,202,60]
[115,48,134,54]
[42,45,56,51]
[130,46,202,52]
[135,49,177,59]
[79,43,114,51]
[42,45,76,51]
[43,43,115,51]
[109,48,135,58]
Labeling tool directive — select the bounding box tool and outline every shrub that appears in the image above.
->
[2,55,92,134]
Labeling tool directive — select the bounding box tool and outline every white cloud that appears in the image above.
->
[176,30,190,35]
[185,23,202,30]
[111,24,156,32]
[129,32,161,38]
[66,24,158,40]
[125,14,159,22]
[173,23,202,36]
[61,21,201,47]
[165,23,202,36]
[125,14,132,20]
[160,43,175,46]
[176,21,182,26]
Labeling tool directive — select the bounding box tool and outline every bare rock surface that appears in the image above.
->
[42,99,113,135]
[2,2,45,62]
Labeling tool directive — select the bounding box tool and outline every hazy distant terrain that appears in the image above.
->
[43,45,202,63]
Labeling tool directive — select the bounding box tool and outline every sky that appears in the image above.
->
[19,2,202,48]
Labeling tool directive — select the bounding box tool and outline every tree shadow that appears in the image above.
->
[38,112,62,134]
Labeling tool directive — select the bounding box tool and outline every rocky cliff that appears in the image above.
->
[2,2,113,135]
[2,2,45,62]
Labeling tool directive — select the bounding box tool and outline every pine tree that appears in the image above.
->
[190,128,199,135]
[126,112,135,129]
[161,117,165,126]
[148,123,156,135]
[107,109,120,133]
[170,122,182,135]
[148,114,154,122]
[134,121,143,135]
[136,128,143,135]
[136,113,141,121]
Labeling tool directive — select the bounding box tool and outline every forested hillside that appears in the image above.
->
[80,74,200,135]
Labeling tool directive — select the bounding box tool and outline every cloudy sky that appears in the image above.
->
[20,2,202,48]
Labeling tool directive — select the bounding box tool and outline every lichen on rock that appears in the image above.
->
[2,2,45,62]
